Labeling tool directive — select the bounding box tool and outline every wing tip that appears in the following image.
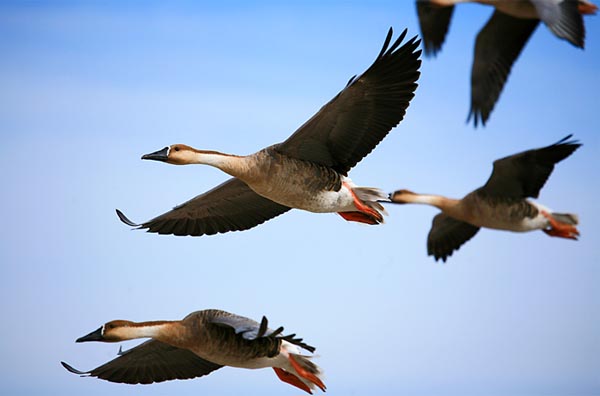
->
[466,106,489,128]
[377,26,420,60]
[281,333,317,353]
[61,361,89,376]
[555,133,582,148]
[116,209,141,227]
[428,247,451,263]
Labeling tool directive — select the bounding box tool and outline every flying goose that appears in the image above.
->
[116,28,421,236]
[390,135,581,261]
[62,309,325,394]
[416,0,597,126]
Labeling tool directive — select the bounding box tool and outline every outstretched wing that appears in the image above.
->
[468,10,539,127]
[210,313,316,353]
[479,135,581,198]
[61,340,222,384]
[427,213,480,262]
[117,178,291,236]
[416,0,454,57]
[531,0,585,48]
[277,28,421,175]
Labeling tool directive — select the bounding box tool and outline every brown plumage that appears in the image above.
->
[62,309,324,394]
[116,27,421,236]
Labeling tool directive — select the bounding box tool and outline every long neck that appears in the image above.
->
[116,320,188,345]
[432,0,471,6]
[188,150,251,178]
[402,193,460,211]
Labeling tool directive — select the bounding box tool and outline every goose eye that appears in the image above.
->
[174,147,180,152]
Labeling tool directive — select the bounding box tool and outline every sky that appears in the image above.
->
[0,1,598,395]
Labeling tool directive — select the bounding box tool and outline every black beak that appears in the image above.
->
[141,147,169,162]
[76,326,104,343]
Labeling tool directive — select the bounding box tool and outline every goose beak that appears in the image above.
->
[76,327,104,343]
[142,147,169,162]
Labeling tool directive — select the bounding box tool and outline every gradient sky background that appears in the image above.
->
[1,1,598,395]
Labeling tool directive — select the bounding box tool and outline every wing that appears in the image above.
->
[416,0,454,57]
[427,213,480,262]
[467,11,539,127]
[209,311,265,338]
[210,313,316,353]
[61,340,223,384]
[116,178,291,236]
[531,0,585,48]
[277,28,421,175]
[480,135,581,198]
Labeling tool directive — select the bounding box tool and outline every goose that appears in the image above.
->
[116,28,421,237]
[416,0,597,126]
[61,309,325,394]
[389,135,581,261]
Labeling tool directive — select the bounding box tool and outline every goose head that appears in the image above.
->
[76,320,136,343]
[390,189,418,204]
[142,144,201,165]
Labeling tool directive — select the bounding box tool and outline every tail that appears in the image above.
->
[338,186,389,225]
[551,212,579,225]
[541,210,580,240]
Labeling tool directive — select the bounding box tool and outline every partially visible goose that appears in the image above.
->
[416,0,597,126]
[61,309,325,394]
[116,28,421,236]
[390,135,581,261]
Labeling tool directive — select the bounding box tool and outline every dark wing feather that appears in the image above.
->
[116,178,291,236]
[61,340,222,384]
[468,11,539,127]
[480,135,581,198]
[277,28,421,175]
[416,0,454,57]
[210,313,316,353]
[427,213,480,262]
[532,0,585,48]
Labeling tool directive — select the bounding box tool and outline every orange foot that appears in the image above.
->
[273,367,312,394]
[338,182,383,224]
[338,211,379,225]
[578,2,598,15]
[541,211,580,240]
[288,354,326,393]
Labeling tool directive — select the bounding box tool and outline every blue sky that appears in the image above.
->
[0,1,598,395]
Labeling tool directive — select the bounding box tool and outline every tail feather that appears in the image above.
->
[353,186,390,202]
[552,212,579,225]
[353,186,389,216]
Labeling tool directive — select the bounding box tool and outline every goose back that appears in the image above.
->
[461,191,539,230]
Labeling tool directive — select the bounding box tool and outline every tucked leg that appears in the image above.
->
[338,182,384,224]
[338,211,379,225]
[541,211,580,240]
[578,2,598,15]
[273,367,312,394]
[288,355,326,392]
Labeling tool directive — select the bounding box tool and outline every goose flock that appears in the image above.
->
[62,1,593,393]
